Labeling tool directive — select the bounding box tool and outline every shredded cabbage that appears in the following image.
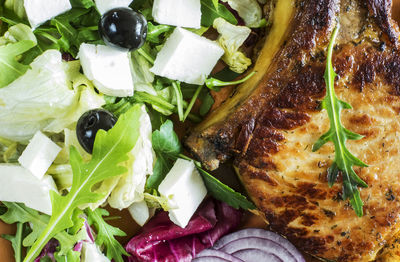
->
[213,18,252,73]
[221,0,263,28]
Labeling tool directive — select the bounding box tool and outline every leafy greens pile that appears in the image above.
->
[0,0,258,261]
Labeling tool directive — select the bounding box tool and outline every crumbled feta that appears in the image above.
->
[24,0,72,29]
[0,164,57,215]
[18,131,61,180]
[78,43,134,97]
[94,0,133,15]
[151,28,224,85]
[152,0,201,29]
[158,159,207,228]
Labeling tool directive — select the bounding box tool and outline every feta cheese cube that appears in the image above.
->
[78,43,134,97]
[24,0,72,29]
[18,131,61,180]
[94,0,133,15]
[152,0,201,29]
[151,28,224,85]
[158,159,207,228]
[0,164,57,215]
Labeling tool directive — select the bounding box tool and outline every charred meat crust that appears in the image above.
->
[186,0,400,261]
[367,0,400,48]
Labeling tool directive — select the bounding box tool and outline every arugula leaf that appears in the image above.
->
[205,71,256,91]
[23,105,143,262]
[312,25,368,217]
[86,208,129,262]
[146,120,182,189]
[198,167,256,210]
[0,202,82,256]
[0,40,36,88]
[146,22,173,44]
[70,0,95,9]
[201,0,238,27]
[2,222,26,262]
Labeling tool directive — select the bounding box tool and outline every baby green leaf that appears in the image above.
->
[0,40,36,88]
[201,0,238,27]
[86,208,129,262]
[312,25,368,217]
[23,105,143,262]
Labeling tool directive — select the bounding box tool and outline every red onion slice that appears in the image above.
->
[214,228,304,262]
[218,237,297,262]
[232,248,283,262]
[192,256,231,262]
[196,249,244,262]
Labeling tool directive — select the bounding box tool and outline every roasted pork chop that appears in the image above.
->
[186,0,400,261]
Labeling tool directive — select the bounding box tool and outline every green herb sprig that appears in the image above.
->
[312,24,368,217]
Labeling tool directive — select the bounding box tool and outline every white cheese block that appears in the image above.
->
[158,159,207,228]
[94,0,133,15]
[152,0,201,29]
[18,131,61,180]
[0,164,57,215]
[24,0,72,29]
[151,28,224,85]
[78,43,134,97]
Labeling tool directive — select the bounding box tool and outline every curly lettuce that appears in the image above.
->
[213,18,251,73]
[221,0,263,28]
[0,49,105,142]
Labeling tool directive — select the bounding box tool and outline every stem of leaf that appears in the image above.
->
[183,85,202,121]
[137,48,154,65]
[172,81,184,121]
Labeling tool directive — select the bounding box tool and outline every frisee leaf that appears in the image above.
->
[312,24,368,217]
[23,105,143,262]
[86,208,129,262]
[0,202,83,257]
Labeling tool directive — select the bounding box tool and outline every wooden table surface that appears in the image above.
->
[0,2,400,261]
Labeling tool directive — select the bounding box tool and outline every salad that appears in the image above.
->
[0,0,305,261]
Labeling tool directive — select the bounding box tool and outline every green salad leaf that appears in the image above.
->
[23,105,143,262]
[146,120,182,189]
[198,167,256,210]
[201,0,238,27]
[0,202,83,258]
[86,208,129,262]
[0,39,36,88]
[2,222,26,262]
[312,25,368,217]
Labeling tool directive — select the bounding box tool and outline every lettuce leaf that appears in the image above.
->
[23,105,143,262]
[0,50,104,142]
[108,105,155,209]
[213,17,251,73]
[221,0,263,28]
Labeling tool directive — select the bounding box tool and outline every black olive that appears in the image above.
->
[76,109,117,154]
[99,7,148,51]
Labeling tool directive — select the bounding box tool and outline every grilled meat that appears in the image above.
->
[186,0,400,261]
